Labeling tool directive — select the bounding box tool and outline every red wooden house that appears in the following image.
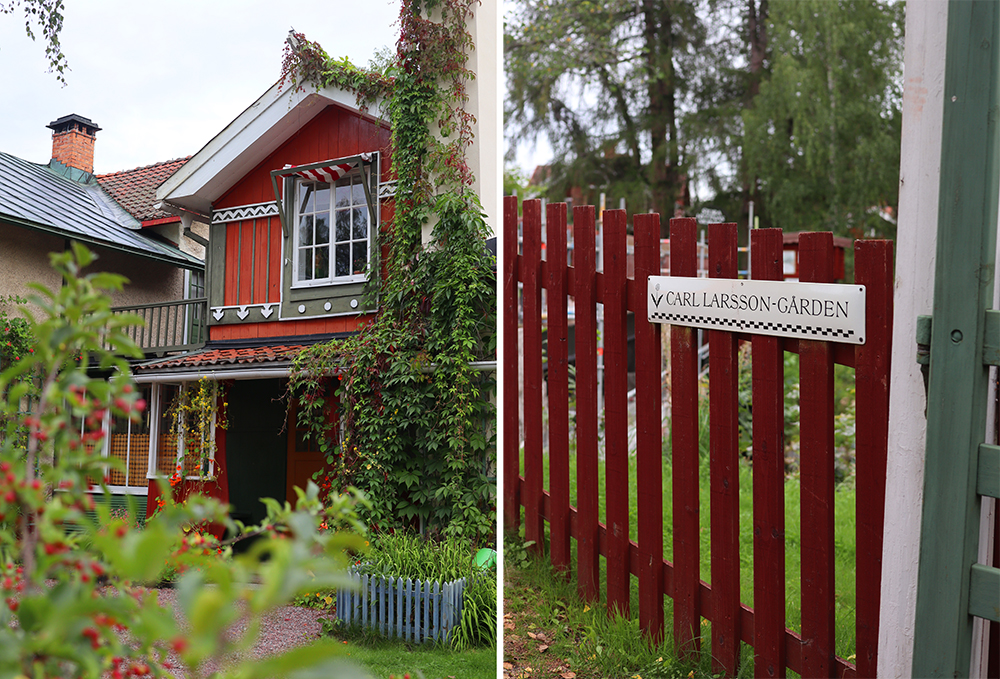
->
[130,80,393,524]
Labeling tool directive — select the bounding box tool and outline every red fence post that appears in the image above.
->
[503,195,521,531]
[798,232,836,677]
[635,212,665,643]
[751,228,787,678]
[547,202,572,574]
[574,206,601,602]
[604,209,631,616]
[853,239,893,678]
[708,222,742,674]
[521,199,545,553]
[670,217,701,658]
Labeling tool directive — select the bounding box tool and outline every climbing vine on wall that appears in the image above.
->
[285,0,496,544]
[164,377,229,481]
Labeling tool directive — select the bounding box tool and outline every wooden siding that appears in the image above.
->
[214,105,391,211]
[208,104,392,342]
[210,315,372,342]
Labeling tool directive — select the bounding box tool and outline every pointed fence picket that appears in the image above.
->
[505,196,894,678]
[336,568,466,644]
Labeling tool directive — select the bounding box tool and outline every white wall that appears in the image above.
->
[878,2,946,676]
[466,0,501,238]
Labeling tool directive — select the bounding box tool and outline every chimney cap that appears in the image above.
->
[46,113,101,134]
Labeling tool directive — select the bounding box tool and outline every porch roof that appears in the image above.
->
[130,333,354,382]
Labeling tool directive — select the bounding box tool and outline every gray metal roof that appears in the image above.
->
[0,151,203,270]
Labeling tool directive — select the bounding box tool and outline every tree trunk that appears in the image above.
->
[743,0,769,227]
[644,0,679,236]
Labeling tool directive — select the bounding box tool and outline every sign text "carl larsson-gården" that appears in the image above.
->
[646,277,866,345]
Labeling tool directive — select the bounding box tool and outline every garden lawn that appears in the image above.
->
[331,633,497,679]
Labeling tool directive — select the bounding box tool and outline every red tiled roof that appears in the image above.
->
[97,157,191,223]
[135,344,305,371]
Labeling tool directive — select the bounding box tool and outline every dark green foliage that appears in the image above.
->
[288,0,496,544]
[743,0,904,237]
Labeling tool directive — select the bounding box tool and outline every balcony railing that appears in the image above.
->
[110,297,208,357]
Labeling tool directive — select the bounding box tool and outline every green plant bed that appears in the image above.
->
[329,532,497,650]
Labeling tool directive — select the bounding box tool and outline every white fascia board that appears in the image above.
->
[158,81,384,215]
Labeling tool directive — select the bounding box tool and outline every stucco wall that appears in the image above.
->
[0,220,194,317]
[0,222,66,305]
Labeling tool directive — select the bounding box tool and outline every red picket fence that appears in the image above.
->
[503,196,894,678]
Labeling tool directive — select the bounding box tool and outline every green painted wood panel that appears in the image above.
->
[912,1,1000,676]
[968,563,1000,623]
[977,444,1000,500]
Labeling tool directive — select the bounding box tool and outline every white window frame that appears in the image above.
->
[290,167,373,289]
[146,382,218,482]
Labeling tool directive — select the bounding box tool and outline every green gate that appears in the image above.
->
[913,1,1000,675]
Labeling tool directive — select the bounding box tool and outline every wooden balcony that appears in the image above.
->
[110,297,208,357]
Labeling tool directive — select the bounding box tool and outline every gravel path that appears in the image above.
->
[151,588,330,678]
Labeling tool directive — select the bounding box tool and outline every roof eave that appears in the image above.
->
[158,80,385,215]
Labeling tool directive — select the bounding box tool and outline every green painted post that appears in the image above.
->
[912,1,1000,676]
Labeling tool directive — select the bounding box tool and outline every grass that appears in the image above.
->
[330,630,498,679]
[504,536,728,679]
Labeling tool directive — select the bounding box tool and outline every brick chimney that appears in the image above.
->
[47,114,101,174]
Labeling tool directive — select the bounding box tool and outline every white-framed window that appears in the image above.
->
[293,171,370,287]
[84,383,153,495]
[147,382,218,481]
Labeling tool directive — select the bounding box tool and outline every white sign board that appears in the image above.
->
[647,277,867,344]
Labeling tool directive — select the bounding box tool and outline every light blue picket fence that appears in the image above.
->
[336,569,466,643]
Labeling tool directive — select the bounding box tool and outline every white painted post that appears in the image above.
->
[879,3,946,677]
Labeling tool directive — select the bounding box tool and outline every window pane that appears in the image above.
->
[298,215,314,246]
[353,207,368,240]
[335,243,350,277]
[352,180,366,206]
[315,214,330,244]
[298,248,313,280]
[335,183,351,208]
[156,384,180,477]
[353,241,367,275]
[108,384,152,488]
[335,210,350,242]
[299,184,315,213]
[314,183,331,211]
[315,246,329,279]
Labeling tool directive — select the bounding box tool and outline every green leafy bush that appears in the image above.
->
[0,244,370,679]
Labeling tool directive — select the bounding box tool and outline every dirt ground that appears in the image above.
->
[501,575,583,679]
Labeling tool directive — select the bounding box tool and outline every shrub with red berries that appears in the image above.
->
[0,244,368,678]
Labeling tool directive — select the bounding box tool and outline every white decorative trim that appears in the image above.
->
[212,201,279,224]
[378,180,397,200]
[210,304,281,322]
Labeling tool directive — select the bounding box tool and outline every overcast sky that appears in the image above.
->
[0,0,400,174]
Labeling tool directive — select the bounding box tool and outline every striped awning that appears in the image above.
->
[270,152,377,237]
[285,153,371,184]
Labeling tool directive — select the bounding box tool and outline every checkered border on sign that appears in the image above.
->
[649,312,856,340]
